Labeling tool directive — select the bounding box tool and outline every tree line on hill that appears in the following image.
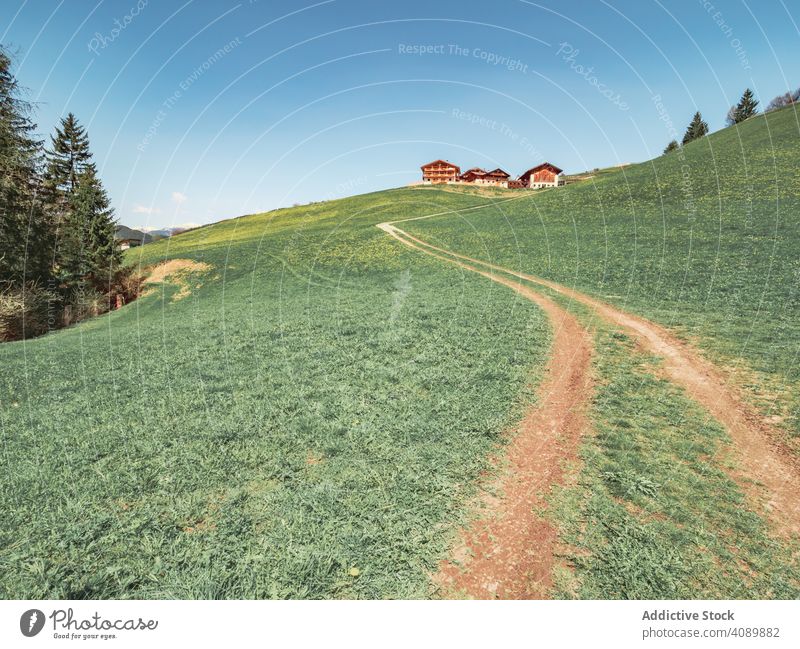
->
[0,46,138,341]
[663,86,798,154]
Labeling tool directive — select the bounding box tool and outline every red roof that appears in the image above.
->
[484,168,511,178]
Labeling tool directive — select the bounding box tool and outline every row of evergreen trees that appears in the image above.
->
[1,46,125,340]
[662,88,761,155]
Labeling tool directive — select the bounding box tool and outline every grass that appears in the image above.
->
[404,104,800,449]
[0,189,551,598]
[548,306,800,598]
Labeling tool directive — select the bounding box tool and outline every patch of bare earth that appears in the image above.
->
[390,225,800,539]
[379,223,594,599]
[143,259,212,301]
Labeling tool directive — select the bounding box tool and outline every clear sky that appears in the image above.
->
[2,0,798,228]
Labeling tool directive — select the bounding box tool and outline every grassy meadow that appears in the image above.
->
[0,190,551,598]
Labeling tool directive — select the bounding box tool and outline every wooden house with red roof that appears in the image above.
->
[481,168,511,187]
[518,162,564,188]
[459,167,487,183]
[421,159,461,184]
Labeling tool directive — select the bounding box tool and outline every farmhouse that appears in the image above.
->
[420,159,565,189]
[481,168,511,187]
[519,162,564,188]
[421,159,460,184]
[459,167,487,183]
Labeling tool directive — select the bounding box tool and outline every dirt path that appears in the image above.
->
[383,223,800,538]
[378,223,594,599]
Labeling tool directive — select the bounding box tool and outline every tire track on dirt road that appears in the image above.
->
[377,222,594,599]
[381,222,800,539]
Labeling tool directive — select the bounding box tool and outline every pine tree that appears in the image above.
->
[682,111,709,145]
[80,167,120,280]
[43,113,120,281]
[45,113,93,198]
[733,88,759,123]
[0,46,52,283]
[61,166,120,281]
[663,140,679,154]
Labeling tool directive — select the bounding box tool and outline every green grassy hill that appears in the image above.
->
[401,105,800,598]
[0,189,550,598]
[1,105,798,599]
[407,104,800,448]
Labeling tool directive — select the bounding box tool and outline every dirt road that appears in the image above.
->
[381,222,800,542]
[379,222,594,598]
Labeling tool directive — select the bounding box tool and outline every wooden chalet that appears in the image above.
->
[518,162,564,188]
[459,167,487,183]
[481,168,511,187]
[507,179,526,189]
[421,159,461,184]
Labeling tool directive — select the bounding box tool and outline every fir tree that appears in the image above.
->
[682,111,709,145]
[726,88,760,125]
[663,140,679,154]
[0,46,52,283]
[60,167,120,281]
[44,113,121,281]
[45,113,93,198]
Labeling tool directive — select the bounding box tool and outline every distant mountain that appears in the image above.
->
[114,225,153,246]
[146,227,190,238]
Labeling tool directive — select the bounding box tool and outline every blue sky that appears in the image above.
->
[2,0,798,228]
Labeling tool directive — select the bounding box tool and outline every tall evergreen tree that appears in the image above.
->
[727,88,760,125]
[60,166,120,282]
[45,113,93,198]
[0,46,51,283]
[682,111,709,145]
[43,113,120,281]
[663,139,679,154]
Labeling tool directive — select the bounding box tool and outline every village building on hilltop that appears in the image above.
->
[420,159,564,188]
[421,159,460,184]
[518,162,564,188]
[459,167,486,183]
[482,168,511,186]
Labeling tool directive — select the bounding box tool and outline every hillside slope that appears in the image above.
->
[407,104,800,446]
[0,190,551,598]
[393,107,800,597]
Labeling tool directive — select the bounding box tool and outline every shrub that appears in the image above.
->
[0,282,62,341]
[62,284,108,326]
